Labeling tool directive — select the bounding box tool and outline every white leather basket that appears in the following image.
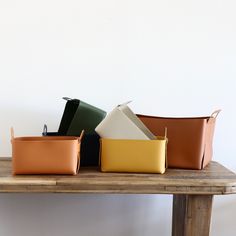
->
[95,102,156,140]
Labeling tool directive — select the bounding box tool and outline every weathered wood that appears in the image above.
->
[172,195,213,236]
[0,158,236,194]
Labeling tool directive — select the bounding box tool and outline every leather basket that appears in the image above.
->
[44,97,106,166]
[12,128,84,175]
[95,101,156,140]
[100,135,167,174]
[137,110,221,170]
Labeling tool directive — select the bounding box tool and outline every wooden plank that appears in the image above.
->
[172,195,213,236]
[0,158,236,194]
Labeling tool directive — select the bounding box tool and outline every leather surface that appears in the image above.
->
[58,99,80,135]
[137,114,217,169]
[45,132,100,166]
[67,100,106,135]
[100,137,167,174]
[64,99,106,167]
[12,136,80,175]
[44,98,106,166]
[95,103,156,140]
[80,133,101,166]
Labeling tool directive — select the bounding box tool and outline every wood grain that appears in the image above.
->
[172,195,213,236]
[0,158,236,194]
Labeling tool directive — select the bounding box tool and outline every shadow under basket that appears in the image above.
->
[11,129,83,175]
[100,136,168,174]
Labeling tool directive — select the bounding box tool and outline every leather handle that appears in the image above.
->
[164,127,167,139]
[164,127,168,169]
[78,130,85,142]
[210,109,221,118]
[76,130,85,173]
[118,101,132,107]
[62,97,72,101]
[42,124,48,136]
[10,127,14,141]
[165,139,168,169]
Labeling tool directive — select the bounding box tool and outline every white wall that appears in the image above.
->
[0,0,236,235]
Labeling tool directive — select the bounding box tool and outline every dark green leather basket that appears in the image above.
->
[43,97,106,166]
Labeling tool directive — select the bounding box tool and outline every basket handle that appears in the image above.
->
[42,124,48,136]
[164,127,168,169]
[78,130,85,142]
[62,97,72,101]
[164,127,167,139]
[210,109,221,118]
[76,130,85,173]
[118,101,132,107]
[10,127,14,141]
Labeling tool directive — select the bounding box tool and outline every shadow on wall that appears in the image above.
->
[0,194,172,236]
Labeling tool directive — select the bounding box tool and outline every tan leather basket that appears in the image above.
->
[138,110,221,170]
[11,128,84,175]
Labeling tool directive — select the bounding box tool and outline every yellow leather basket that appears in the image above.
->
[100,136,167,174]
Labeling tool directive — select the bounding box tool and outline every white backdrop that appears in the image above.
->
[0,0,236,235]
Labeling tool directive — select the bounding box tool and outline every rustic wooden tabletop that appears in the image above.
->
[0,158,235,194]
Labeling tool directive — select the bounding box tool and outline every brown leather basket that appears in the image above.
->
[11,128,84,175]
[137,110,221,170]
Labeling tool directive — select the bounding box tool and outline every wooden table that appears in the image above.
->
[1,158,236,236]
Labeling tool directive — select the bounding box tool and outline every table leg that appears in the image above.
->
[172,194,213,236]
